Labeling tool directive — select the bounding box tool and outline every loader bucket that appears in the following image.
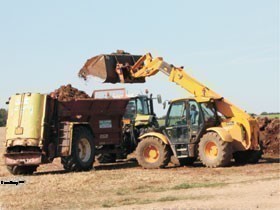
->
[78,54,146,83]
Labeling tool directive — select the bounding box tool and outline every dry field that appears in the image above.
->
[0,127,279,210]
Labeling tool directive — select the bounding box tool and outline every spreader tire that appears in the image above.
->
[61,127,95,172]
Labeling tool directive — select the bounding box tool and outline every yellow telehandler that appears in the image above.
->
[79,52,262,168]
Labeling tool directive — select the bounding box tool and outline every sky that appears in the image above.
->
[0,0,279,116]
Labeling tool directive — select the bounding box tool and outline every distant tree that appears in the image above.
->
[260,112,268,115]
[268,112,280,115]
[249,113,257,117]
[0,109,7,126]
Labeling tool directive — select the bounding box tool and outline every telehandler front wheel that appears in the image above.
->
[7,165,38,175]
[61,127,95,172]
[136,137,171,169]
[199,132,232,168]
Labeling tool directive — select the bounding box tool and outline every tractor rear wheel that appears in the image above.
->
[7,165,38,175]
[61,127,95,172]
[136,137,171,169]
[199,132,232,168]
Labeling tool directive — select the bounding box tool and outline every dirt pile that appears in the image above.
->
[257,117,280,156]
[49,84,90,101]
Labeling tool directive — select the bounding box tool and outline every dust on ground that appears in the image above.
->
[0,127,279,210]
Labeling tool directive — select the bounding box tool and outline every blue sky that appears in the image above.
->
[0,0,279,116]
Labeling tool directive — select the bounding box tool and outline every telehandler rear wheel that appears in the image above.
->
[136,137,171,169]
[61,127,95,172]
[199,132,232,168]
[7,165,38,175]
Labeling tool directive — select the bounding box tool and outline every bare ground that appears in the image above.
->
[0,127,279,210]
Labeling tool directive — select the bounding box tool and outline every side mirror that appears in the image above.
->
[163,101,166,109]
[157,94,162,104]
[6,97,10,105]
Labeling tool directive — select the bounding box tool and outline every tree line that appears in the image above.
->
[260,112,280,115]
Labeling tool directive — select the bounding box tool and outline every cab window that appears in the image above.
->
[124,100,136,119]
[136,98,149,115]
[189,101,200,125]
[200,102,217,123]
[166,101,185,127]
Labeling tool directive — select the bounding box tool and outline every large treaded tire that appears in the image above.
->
[136,137,171,169]
[7,165,38,175]
[199,132,232,168]
[61,127,95,172]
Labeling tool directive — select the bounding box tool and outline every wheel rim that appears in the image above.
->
[143,145,159,163]
[78,138,91,162]
[205,141,218,159]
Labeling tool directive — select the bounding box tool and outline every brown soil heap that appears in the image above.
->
[49,84,90,101]
[257,117,280,156]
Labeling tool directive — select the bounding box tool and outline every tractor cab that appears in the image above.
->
[92,88,158,127]
[92,88,160,163]
[124,94,157,127]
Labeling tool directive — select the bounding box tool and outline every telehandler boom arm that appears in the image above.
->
[129,53,260,150]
